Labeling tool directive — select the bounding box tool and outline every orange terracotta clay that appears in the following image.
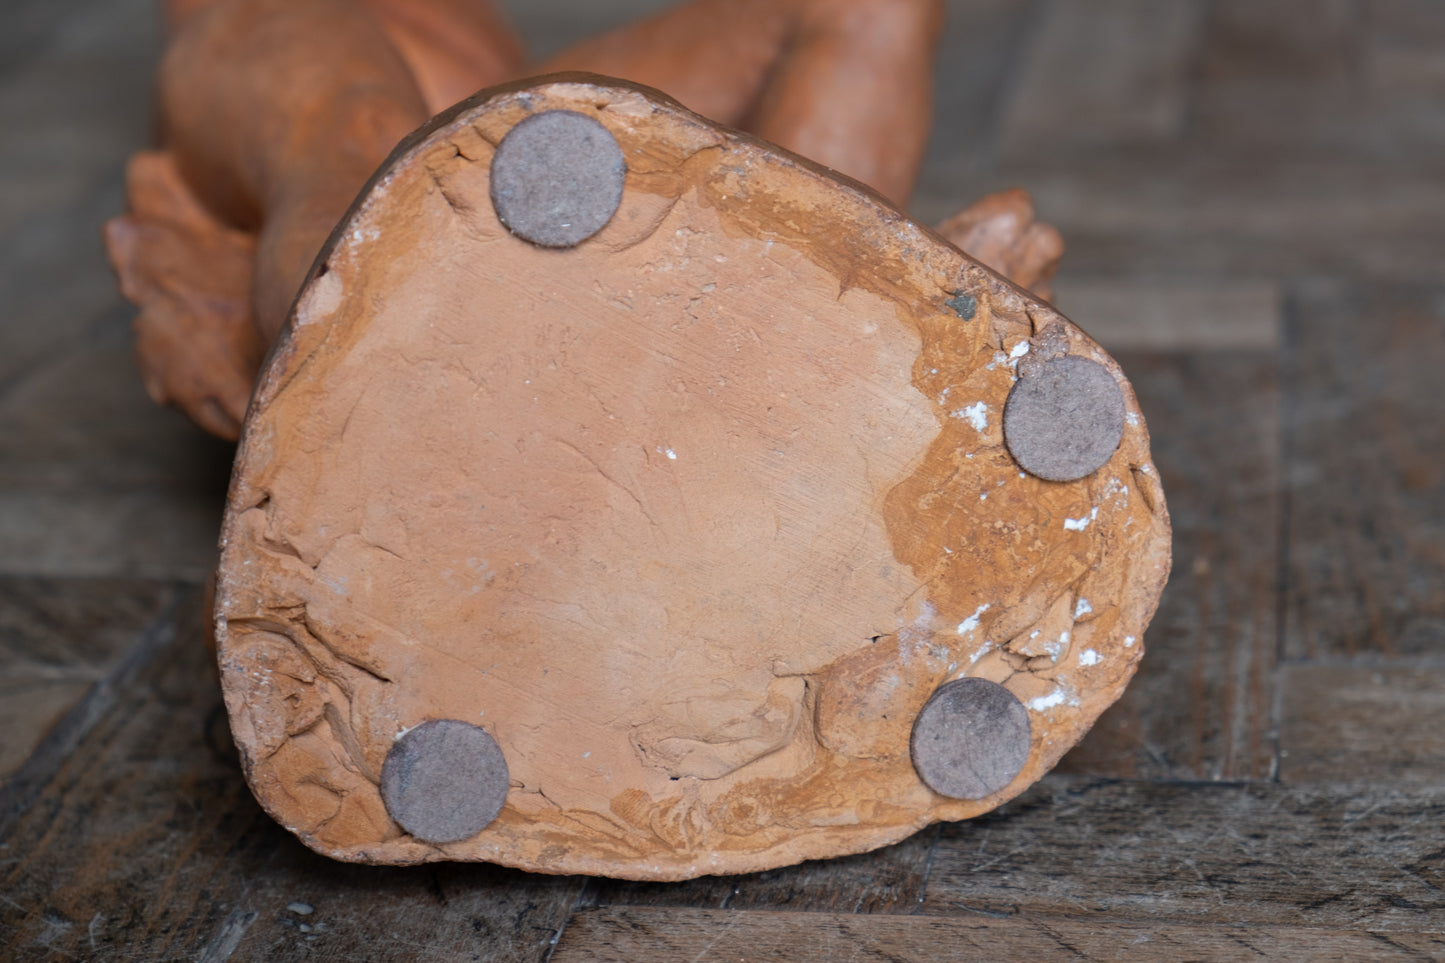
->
[107,0,1059,438]
[105,2,1166,880]
[215,78,1169,879]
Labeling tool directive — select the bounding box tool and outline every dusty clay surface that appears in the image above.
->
[214,79,1171,880]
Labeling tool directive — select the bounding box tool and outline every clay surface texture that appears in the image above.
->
[214,80,1171,880]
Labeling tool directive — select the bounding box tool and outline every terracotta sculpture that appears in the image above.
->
[106,0,1170,880]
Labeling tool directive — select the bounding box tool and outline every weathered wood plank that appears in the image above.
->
[0,0,155,381]
[1281,663,1445,785]
[1364,0,1445,111]
[551,905,1445,962]
[0,316,234,580]
[0,596,583,963]
[988,3,1445,284]
[0,43,155,234]
[0,487,226,581]
[919,775,1445,931]
[1282,280,1445,659]
[1012,159,1445,284]
[1193,0,1445,159]
[1056,349,1279,781]
[0,576,177,779]
[1192,0,1363,158]
[998,0,1202,161]
[1051,276,1280,352]
[0,178,132,394]
[910,0,1037,218]
[583,827,938,914]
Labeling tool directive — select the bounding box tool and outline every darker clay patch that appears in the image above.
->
[945,291,978,320]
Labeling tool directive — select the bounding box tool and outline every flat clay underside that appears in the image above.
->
[215,79,1171,880]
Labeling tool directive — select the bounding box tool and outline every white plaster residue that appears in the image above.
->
[1028,688,1068,711]
[1124,635,1137,647]
[1075,598,1093,618]
[1064,507,1099,531]
[655,446,677,460]
[938,386,952,403]
[1044,630,1070,661]
[980,492,988,501]
[969,641,994,664]
[1009,340,1031,359]
[1126,411,1140,427]
[297,269,345,324]
[985,350,1009,370]
[348,226,380,248]
[898,601,938,667]
[957,603,991,635]
[952,401,988,432]
[1079,649,1101,666]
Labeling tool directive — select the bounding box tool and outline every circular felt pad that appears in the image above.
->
[910,678,1032,800]
[380,719,510,844]
[489,109,626,248]
[1003,355,1126,482]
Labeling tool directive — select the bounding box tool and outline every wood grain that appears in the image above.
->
[1051,276,1281,352]
[920,775,1445,932]
[0,577,177,779]
[910,0,1035,218]
[1280,663,1445,785]
[1282,280,1445,660]
[999,0,1202,160]
[582,827,938,914]
[552,905,1445,963]
[1016,159,1445,284]
[1056,349,1279,781]
[0,597,584,963]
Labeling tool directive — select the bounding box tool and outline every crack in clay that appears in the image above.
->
[551,437,658,528]
[323,701,378,783]
[296,610,396,685]
[532,789,651,853]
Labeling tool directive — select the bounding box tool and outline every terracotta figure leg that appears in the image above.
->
[157,0,432,345]
[537,0,945,204]
[109,0,1057,438]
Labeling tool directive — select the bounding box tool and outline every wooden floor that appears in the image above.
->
[3,0,1444,959]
